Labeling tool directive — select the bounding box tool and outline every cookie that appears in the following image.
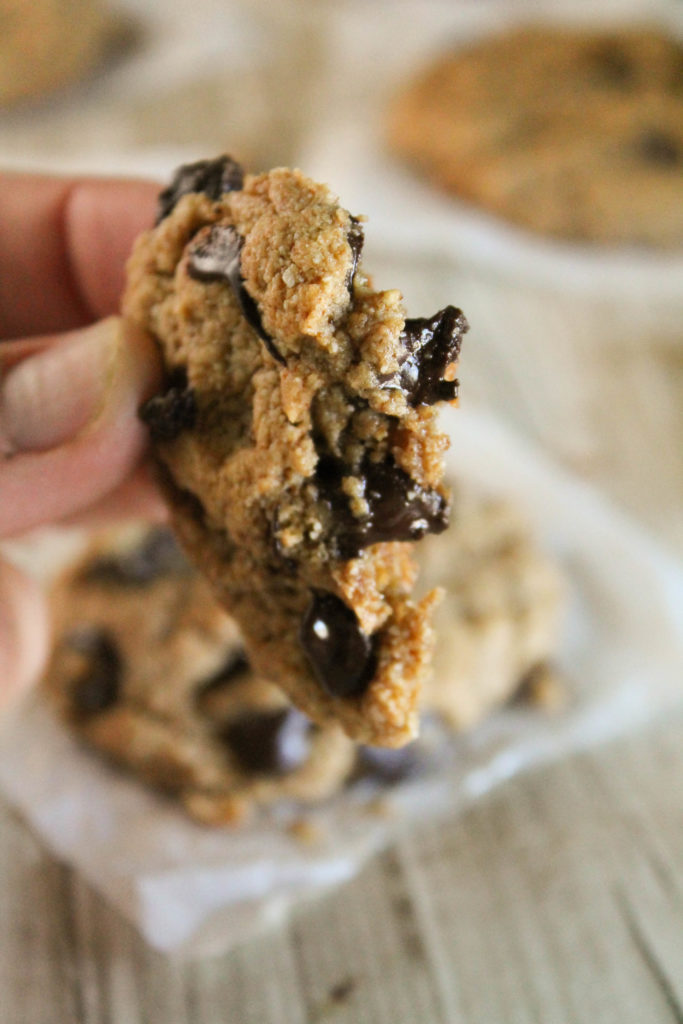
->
[387,26,683,246]
[123,156,468,749]
[44,525,358,825]
[0,0,106,107]
[417,489,564,728]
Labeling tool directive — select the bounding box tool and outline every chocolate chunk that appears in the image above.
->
[65,628,121,715]
[300,591,376,698]
[357,742,422,783]
[156,155,244,223]
[188,225,285,364]
[316,454,449,557]
[396,306,467,406]
[589,42,635,88]
[357,459,449,547]
[670,53,683,96]
[346,216,364,290]
[195,648,250,702]
[222,708,311,775]
[80,528,188,587]
[140,368,197,441]
[636,130,680,167]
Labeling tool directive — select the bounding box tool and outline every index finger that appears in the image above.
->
[0,173,159,340]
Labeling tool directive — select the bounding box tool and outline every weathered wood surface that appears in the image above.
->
[1,716,682,1024]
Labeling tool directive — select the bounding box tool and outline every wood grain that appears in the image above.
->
[1,716,682,1024]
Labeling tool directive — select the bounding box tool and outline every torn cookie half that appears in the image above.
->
[123,156,468,747]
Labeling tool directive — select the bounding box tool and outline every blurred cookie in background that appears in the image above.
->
[387,26,683,246]
[417,486,565,730]
[0,0,109,106]
[44,524,357,825]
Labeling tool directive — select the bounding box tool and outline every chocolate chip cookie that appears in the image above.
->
[387,26,683,246]
[123,157,468,748]
[44,525,357,825]
[417,489,565,729]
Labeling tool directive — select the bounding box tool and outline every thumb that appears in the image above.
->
[0,317,162,537]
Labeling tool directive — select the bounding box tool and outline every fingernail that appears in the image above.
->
[0,318,120,455]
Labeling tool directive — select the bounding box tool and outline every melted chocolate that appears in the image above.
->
[223,708,311,774]
[188,225,285,364]
[156,156,244,224]
[396,306,468,406]
[140,368,197,441]
[300,591,376,698]
[636,130,680,167]
[80,528,188,587]
[65,628,122,715]
[316,454,449,558]
[346,216,365,290]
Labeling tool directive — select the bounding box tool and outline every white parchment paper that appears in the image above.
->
[1,407,682,956]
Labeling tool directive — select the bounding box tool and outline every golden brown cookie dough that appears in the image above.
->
[123,157,468,748]
[387,26,683,246]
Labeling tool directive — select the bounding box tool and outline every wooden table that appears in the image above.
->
[1,3,682,1019]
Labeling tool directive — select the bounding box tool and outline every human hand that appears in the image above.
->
[0,173,165,707]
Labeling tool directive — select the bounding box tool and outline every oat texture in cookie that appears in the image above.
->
[387,27,683,246]
[124,156,468,747]
[44,525,358,825]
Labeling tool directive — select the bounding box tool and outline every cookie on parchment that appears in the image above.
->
[44,525,357,825]
[418,490,564,729]
[387,26,683,246]
[43,496,564,826]
[123,156,469,749]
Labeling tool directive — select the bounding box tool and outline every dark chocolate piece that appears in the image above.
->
[346,216,364,290]
[80,528,188,587]
[316,454,449,557]
[636,130,680,167]
[300,591,376,698]
[195,648,250,703]
[188,225,285,364]
[396,306,467,406]
[156,155,244,224]
[589,42,634,88]
[140,368,197,441]
[669,52,683,95]
[356,742,422,783]
[64,627,122,715]
[222,708,311,775]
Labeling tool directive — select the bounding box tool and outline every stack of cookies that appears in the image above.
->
[44,503,563,826]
